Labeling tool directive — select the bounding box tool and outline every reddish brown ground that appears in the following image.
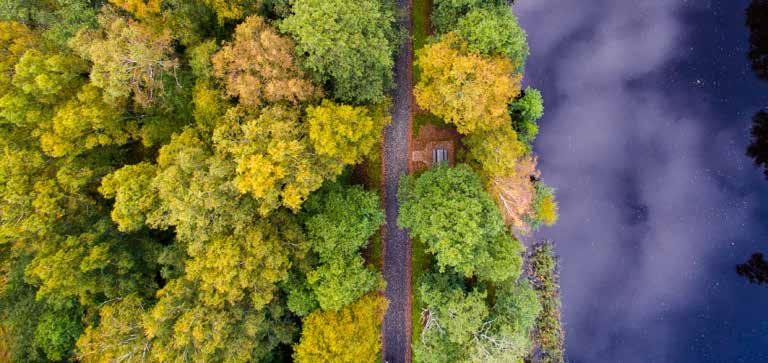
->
[409,123,462,173]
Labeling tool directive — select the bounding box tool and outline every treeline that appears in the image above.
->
[0,0,400,361]
[403,0,565,362]
[742,0,768,286]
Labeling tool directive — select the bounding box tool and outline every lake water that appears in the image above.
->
[518,1,768,361]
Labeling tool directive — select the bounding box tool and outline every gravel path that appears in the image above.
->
[382,0,413,362]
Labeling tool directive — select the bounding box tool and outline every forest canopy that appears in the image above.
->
[0,0,396,361]
[0,0,563,362]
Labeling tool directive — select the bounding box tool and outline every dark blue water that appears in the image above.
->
[518,1,768,361]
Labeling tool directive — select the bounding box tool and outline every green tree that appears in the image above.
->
[528,242,565,363]
[454,5,528,64]
[0,254,49,362]
[11,48,88,103]
[415,272,540,363]
[510,87,544,151]
[415,272,488,363]
[469,279,540,362]
[301,184,384,260]
[280,0,398,103]
[33,307,83,361]
[399,164,524,282]
[0,0,99,47]
[306,256,378,312]
[432,0,506,34]
[286,183,384,313]
[160,0,218,47]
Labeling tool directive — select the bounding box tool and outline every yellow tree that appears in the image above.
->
[307,100,389,165]
[39,84,137,157]
[202,0,258,22]
[184,216,301,310]
[75,295,151,363]
[214,105,345,214]
[0,21,36,93]
[108,0,161,19]
[293,293,387,363]
[464,123,526,177]
[415,33,522,134]
[212,15,320,108]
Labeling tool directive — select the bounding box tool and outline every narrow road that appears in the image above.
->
[382,0,413,362]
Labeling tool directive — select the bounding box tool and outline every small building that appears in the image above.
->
[432,148,448,164]
[410,124,461,172]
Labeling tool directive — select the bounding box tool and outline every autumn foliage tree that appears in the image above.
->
[73,9,179,107]
[307,99,390,165]
[529,182,559,229]
[214,105,345,213]
[464,123,526,177]
[75,294,151,362]
[202,0,258,22]
[40,84,136,157]
[212,15,320,108]
[415,33,522,134]
[109,0,162,19]
[0,0,569,360]
[293,293,387,363]
[487,156,539,234]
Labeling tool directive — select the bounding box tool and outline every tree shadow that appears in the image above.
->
[740,1,768,285]
[737,253,768,285]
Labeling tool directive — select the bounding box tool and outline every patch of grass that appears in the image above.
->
[367,230,383,270]
[413,0,432,51]
[411,0,435,357]
[410,237,430,348]
[350,143,382,191]
[364,141,383,189]
[413,0,432,84]
[357,142,384,270]
[413,111,449,137]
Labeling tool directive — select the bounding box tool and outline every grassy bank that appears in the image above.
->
[411,0,433,354]
[410,236,430,349]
